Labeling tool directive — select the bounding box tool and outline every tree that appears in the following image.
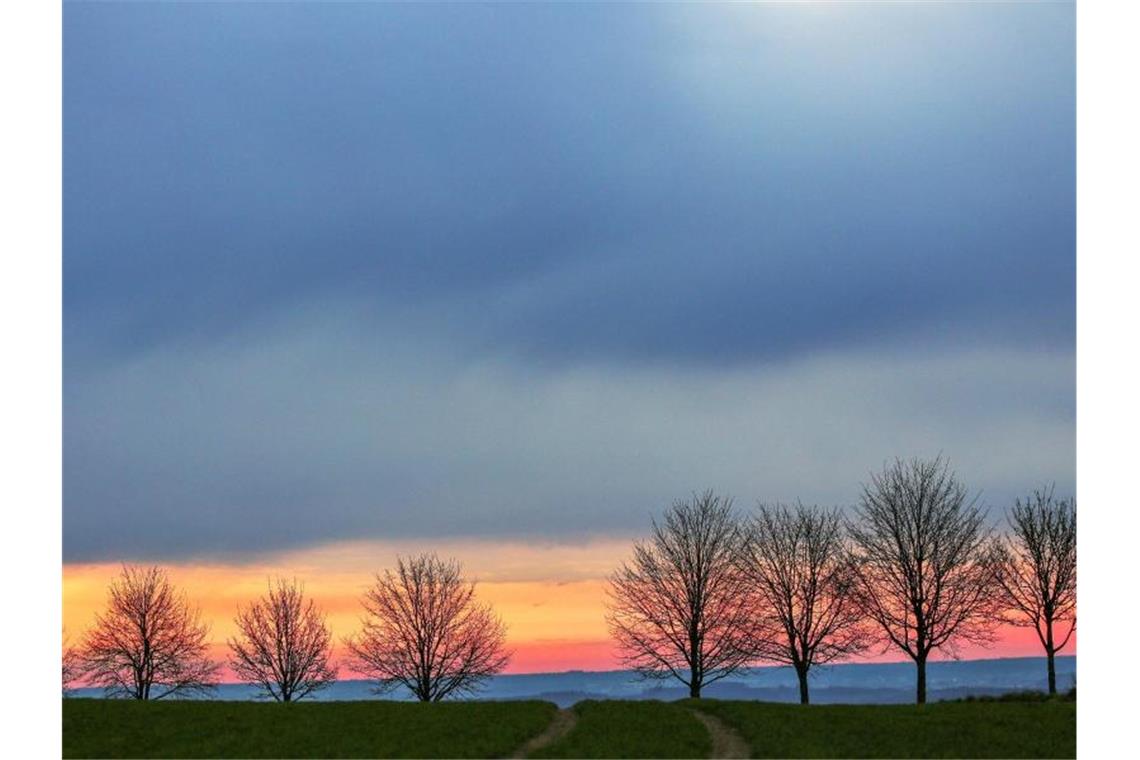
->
[79,565,219,699]
[62,632,83,697]
[848,457,999,704]
[739,502,871,704]
[994,486,1076,695]
[607,490,756,698]
[345,553,510,701]
[228,577,337,702]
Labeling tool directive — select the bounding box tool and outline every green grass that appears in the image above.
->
[688,699,1076,759]
[949,688,1077,703]
[62,698,557,759]
[63,696,1077,759]
[528,700,711,759]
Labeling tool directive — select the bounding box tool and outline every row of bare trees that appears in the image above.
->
[65,554,510,702]
[608,456,1075,704]
[64,456,1072,706]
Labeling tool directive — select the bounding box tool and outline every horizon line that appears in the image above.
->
[77,653,1073,688]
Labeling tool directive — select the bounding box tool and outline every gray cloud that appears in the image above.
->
[63,2,1075,560]
[66,2,1073,366]
[64,306,1073,562]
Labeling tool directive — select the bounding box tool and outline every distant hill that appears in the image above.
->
[71,655,1075,707]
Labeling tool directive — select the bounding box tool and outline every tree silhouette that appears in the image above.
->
[62,632,83,697]
[228,577,337,702]
[607,490,756,698]
[994,486,1076,695]
[739,502,871,704]
[848,457,999,704]
[79,565,219,699]
[345,553,510,701]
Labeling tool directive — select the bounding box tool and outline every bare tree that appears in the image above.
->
[345,553,510,701]
[607,490,756,698]
[739,502,871,704]
[79,565,219,699]
[63,632,84,697]
[228,577,338,702]
[994,486,1076,695]
[848,457,999,704]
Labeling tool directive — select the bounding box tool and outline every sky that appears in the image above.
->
[63,2,1075,673]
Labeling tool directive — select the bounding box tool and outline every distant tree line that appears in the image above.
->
[63,456,1074,706]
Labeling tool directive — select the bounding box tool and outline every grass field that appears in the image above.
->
[63,696,1076,759]
[689,699,1076,759]
[529,700,711,759]
[62,699,556,759]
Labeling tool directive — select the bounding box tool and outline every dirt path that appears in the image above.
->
[689,708,750,759]
[509,707,578,758]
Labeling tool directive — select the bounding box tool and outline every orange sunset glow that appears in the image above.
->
[63,538,627,676]
[63,537,1066,678]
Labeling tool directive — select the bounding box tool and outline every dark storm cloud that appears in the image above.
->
[65,1,1074,367]
[63,2,1075,561]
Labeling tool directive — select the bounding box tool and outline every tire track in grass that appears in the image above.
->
[689,708,750,759]
[510,708,578,758]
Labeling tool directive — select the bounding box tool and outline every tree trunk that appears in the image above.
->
[1047,650,1057,696]
[1045,618,1057,695]
[688,623,702,699]
[796,666,810,705]
[916,655,927,705]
